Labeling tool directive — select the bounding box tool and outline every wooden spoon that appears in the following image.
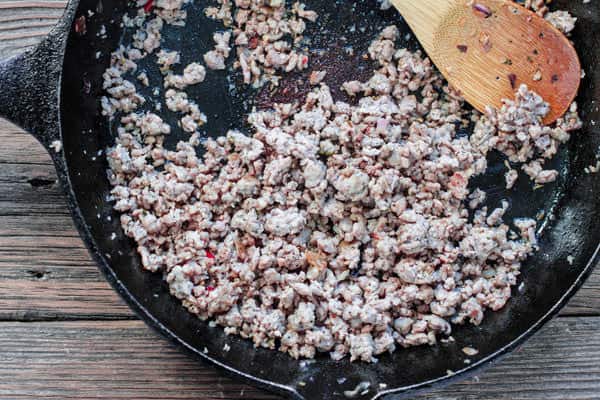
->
[390,0,581,124]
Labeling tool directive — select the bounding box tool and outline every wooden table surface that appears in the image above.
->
[1,1,599,399]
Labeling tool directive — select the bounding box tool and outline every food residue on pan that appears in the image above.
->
[101,0,583,362]
[462,346,479,356]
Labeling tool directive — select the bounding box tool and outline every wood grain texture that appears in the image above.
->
[0,121,132,320]
[0,0,65,57]
[0,120,50,163]
[0,320,277,400]
[0,318,598,400]
[0,233,134,320]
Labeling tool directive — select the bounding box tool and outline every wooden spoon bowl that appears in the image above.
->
[391,0,581,124]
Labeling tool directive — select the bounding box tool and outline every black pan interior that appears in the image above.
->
[59,0,600,398]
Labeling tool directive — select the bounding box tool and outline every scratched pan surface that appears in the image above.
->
[55,0,600,399]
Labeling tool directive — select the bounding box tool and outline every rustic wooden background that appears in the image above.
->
[0,1,599,399]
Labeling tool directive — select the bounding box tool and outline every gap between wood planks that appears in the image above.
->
[0,317,598,400]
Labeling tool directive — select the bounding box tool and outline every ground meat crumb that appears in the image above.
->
[309,70,327,85]
[472,84,581,185]
[204,31,231,70]
[205,0,317,85]
[50,140,62,153]
[545,10,577,34]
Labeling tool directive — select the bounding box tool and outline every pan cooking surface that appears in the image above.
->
[56,0,600,398]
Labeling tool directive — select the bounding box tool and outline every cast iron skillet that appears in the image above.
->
[0,0,599,398]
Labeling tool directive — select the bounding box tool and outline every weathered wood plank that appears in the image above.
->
[0,182,70,215]
[0,1,66,9]
[0,214,77,237]
[0,233,132,320]
[566,270,600,316]
[0,162,67,215]
[0,162,56,183]
[0,0,65,57]
[0,116,135,319]
[0,164,68,216]
[0,120,51,163]
[421,316,600,400]
[0,317,598,400]
[0,281,133,321]
[0,320,277,400]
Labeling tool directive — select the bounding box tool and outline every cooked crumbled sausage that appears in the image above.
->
[204,31,232,70]
[471,84,581,183]
[104,1,582,362]
[205,0,316,85]
[544,10,577,34]
[165,62,206,89]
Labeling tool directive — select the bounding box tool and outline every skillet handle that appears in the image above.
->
[0,0,78,155]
